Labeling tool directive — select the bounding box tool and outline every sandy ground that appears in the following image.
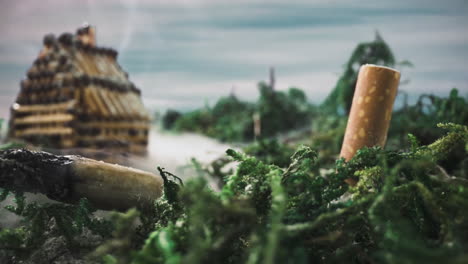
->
[128,127,238,177]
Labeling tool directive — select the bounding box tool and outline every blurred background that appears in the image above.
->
[1,0,467,117]
[0,0,467,173]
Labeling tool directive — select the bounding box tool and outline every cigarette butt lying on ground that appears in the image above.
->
[0,148,163,211]
[340,64,400,185]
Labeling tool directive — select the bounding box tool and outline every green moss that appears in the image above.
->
[1,123,467,263]
[2,32,468,264]
[168,86,313,142]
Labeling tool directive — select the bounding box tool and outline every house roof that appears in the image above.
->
[14,25,150,120]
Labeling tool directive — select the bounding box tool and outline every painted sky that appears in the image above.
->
[0,0,467,118]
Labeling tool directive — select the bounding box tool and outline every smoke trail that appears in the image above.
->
[118,0,138,53]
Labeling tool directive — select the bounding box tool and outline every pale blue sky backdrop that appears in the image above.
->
[0,0,467,117]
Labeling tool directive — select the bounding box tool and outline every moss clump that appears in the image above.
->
[0,123,467,263]
[129,123,467,264]
[164,86,313,142]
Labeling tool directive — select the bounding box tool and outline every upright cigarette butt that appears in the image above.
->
[340,64,400,165]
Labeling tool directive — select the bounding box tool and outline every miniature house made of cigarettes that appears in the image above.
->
[8,25,151,154]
